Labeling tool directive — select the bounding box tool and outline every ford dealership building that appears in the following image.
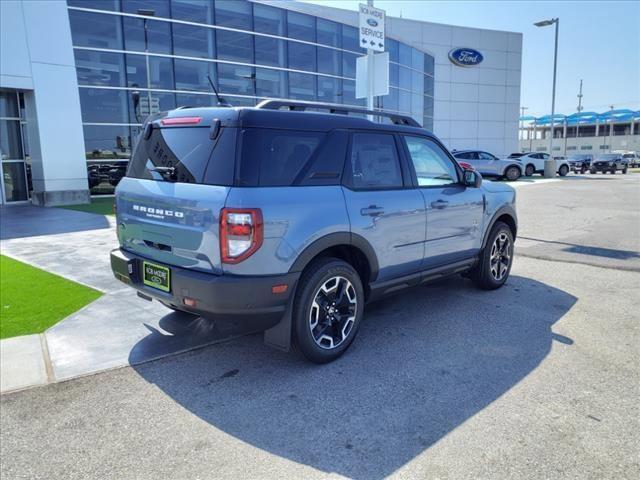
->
[0,0,522,205]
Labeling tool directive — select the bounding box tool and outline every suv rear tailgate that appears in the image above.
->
[116,178,229,274]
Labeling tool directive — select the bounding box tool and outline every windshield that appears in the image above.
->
[508,153,525,158]
[595,154,617,160]
[568,155,587,161]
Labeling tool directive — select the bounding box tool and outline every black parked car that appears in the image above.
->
[590,154,628,174]
[568,154,593,174]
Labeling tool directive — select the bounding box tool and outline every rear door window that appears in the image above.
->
[239,129,324,186]
[127,126,235,185]
[348,133,403,189]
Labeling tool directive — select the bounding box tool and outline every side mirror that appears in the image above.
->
[463,169,482,188]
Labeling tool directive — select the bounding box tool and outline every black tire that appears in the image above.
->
[590,169,596,174]
[292,257,364,363]
[470,221,514,290]
[558,165,569,177]
[504,166,521,181]
[525,164,535,177]
[580,165,587,174]
[623,167,628,174]
[610,168,616,174]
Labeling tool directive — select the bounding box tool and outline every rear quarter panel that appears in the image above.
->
[480,181,517,239]
[223,186,349,275]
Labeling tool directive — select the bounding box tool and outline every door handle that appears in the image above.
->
[360,205,385,217]
[431,199,449,209]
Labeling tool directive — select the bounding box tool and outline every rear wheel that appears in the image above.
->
[470,222,514,290]
[293,258,364,363]
[558,165,569,176]
[504,166,521,181]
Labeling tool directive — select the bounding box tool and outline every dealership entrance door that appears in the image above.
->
[0,89,30,204]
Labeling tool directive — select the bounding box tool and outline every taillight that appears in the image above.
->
[220,208,263,264]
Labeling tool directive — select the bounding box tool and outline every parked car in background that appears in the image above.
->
[452,150,522,181]
[615,151,639,167]
[108,164,127,187]
[590,154,628,174]
[507,152,570,177]
[567,154,593,174]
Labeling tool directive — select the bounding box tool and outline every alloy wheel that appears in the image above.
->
[490,232,511,282]
[309,276,357,350]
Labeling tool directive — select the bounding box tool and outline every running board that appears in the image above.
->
[367,258,477,302]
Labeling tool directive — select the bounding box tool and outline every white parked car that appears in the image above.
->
[506,152,570,177]
[452,150,523,181]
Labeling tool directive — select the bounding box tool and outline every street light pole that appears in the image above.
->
[520,106,528,142]
[608,104,614,152]
[137,9,155,117]
[576,79,583,147]
[534,17,559,177]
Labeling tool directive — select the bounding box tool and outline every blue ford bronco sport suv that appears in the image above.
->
[111,100,517,363]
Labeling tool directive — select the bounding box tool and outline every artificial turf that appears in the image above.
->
[0,255,103,339]
[59,196,115,216]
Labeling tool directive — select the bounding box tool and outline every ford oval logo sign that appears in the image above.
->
[449,48,484,67]
[366,18,378,27]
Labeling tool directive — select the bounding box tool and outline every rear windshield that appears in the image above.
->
[127,126,235,185]
[508,153,524,158]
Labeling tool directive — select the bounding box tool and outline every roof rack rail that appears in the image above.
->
[255,99,421,128]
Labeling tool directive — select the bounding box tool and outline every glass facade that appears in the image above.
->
[0,90,30,203]
[67,0,435,194]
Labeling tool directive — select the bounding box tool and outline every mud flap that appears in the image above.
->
[263,280,297,352]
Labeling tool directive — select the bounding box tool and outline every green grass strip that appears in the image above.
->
[59,197,115,216]
[0,255,103,339]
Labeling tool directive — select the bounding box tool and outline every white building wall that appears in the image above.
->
[0,0,88,205]
[260,0,522,158]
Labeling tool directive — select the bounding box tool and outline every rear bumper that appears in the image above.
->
[110,248,299,326]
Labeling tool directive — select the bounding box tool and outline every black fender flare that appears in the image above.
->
[288,232,380,282]
[481,205,518,250]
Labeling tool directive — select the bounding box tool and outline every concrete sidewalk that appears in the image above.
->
[1,206,255,393]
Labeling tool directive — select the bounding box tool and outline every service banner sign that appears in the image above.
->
[359,3,385,52]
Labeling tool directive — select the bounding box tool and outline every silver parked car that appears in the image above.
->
[452,150,522,181]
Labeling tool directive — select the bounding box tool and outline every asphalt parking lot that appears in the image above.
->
[1,174,639,479]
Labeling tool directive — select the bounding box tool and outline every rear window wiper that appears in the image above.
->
[149,166,177,181]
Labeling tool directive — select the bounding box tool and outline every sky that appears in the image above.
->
[302,0,640,117]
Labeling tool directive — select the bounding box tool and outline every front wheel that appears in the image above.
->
[580,165,587,174]
[293,258,364,363]
[504,166,521,181]
[525,164,535,177]
[558,165,569,177]
[470,222,514,290]
[623,167,628,174]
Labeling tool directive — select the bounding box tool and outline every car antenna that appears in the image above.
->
[207,75,231,107]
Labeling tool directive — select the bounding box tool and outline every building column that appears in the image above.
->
[4,1,89,206]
